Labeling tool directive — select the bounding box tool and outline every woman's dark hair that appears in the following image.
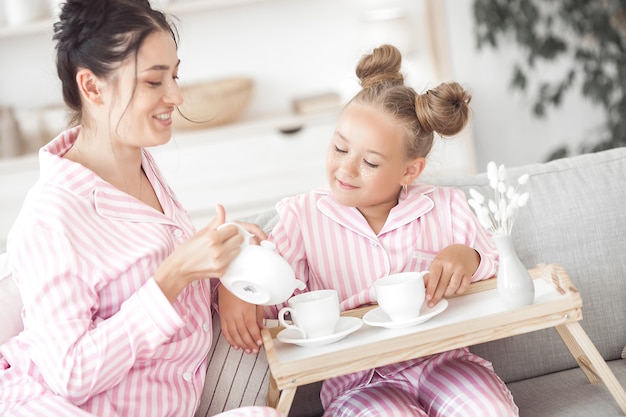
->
[351,44,472,159]
[53,0,178,126]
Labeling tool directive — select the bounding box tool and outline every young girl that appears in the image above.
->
[0,1,281,416]
[219,44,518,416]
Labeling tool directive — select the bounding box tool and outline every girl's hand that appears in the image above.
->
[424,244,480,308]
[218,284,265,354]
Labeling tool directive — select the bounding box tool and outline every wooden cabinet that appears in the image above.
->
[0,153,39,252]
[151,113,335,228]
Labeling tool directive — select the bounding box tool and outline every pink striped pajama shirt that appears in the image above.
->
[0,128,281,417]
[265,186,518,416]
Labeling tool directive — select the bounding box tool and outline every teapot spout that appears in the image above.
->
[294,279,306,291]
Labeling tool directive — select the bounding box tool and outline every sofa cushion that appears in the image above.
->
[194,313,270,417]
[506,359,626,416]
[426,147,626,383]
[0,252,23,346]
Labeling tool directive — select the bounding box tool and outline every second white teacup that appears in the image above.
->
[374,271,427,322]
[278,289,340,339]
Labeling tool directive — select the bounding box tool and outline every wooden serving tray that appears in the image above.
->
[261,264,626,415]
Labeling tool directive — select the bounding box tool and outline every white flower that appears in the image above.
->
[498,164,507,181]
[468,162,530,235]
[518,173,529,185]
[487,161,498,181]
[518,192,529,207]
[469,188,485,204]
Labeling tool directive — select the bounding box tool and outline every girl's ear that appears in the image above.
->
[403,156,427,185]
[76,69,104,105]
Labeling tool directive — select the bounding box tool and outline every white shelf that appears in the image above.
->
[0,0,269,39]
[0,19,52,39]
[166,0,268,14]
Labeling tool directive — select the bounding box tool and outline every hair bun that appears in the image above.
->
[356,44,404,89]
[54,0,109,49]
[415,82,471,136]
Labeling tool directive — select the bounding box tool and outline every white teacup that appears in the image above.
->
[374,271,427,322]
[278,289,340,339]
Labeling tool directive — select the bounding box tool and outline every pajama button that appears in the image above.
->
[173,229,183,238]
[183,372,192,381]
[203,323,210,332]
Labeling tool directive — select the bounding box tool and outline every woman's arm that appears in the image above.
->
[10,224,183,404]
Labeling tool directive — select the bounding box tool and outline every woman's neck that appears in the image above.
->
[64,130,145,198]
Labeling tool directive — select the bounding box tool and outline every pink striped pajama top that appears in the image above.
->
[0,128,278,417]
[265,185,500,408]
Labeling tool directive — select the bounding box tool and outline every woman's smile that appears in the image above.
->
[153,111,173,126]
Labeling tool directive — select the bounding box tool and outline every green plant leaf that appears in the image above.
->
[473,0,626,159]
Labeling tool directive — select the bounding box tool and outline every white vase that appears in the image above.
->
[493,234,535,309]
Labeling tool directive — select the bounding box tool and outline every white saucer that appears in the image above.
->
[363,299,448,329]
[277,316,363,347]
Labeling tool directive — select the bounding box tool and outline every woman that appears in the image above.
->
[0,1,281,416]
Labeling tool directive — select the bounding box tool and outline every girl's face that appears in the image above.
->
[326,102,424,213]
[104,30,182,148]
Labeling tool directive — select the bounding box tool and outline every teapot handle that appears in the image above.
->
[217,222,253,247]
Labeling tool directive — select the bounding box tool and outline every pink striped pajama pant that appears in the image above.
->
[1,399,282,417]
[322,348,518,417]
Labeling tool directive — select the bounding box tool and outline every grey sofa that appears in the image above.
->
[197,147,626,417]
[428,147,626,417]
[2,147,625,416]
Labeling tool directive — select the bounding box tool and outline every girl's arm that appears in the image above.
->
[213,220,270,354]
[216,285,265,354]
[425,243,481,307]
[424,188,498,307]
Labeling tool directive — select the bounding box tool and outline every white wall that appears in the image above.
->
[0,0,606,167]
[443,0,606,167]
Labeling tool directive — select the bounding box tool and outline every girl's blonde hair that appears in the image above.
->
[351,44,471,159]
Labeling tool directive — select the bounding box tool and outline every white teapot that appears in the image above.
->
[218,222,306,305]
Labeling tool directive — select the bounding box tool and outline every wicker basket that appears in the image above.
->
[172,77,254,131]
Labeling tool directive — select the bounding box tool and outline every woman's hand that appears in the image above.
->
[235,221,267,244]
[154,204,245,302]
[424,244,480,308]
[218,284,265,354]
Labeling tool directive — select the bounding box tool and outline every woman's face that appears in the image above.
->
[105,30,182,148]
[326,102,420,211]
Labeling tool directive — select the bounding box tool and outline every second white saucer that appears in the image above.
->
[363,299,448,329]
[277,316,363,347]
